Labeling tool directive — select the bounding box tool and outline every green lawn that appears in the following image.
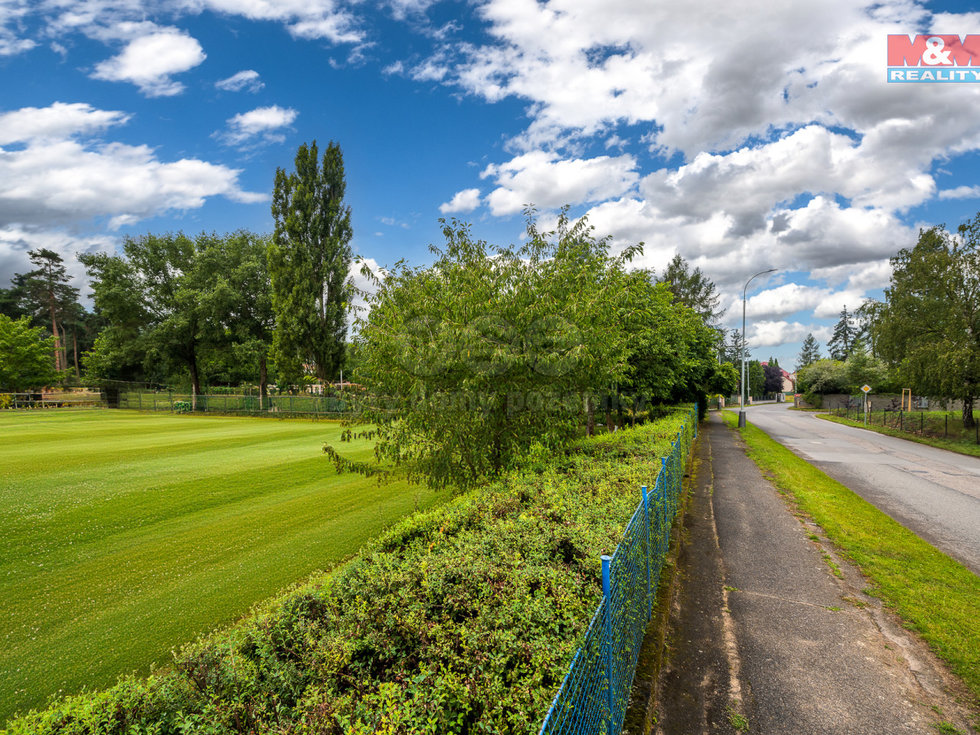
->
[0,410,442,725]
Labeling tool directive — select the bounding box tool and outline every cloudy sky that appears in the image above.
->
[2,0,980,368]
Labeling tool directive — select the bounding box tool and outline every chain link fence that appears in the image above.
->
[538,405,697,735]
[113,390,352,417]
[832,405,980,445]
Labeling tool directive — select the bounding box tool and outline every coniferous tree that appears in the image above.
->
[23,249,79,373]
[722,328,749,364]
[797,333,821,368]
[269,140,353,384]
[827,306,858,361]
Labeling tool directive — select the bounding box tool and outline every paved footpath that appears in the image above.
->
[652,413,977,735]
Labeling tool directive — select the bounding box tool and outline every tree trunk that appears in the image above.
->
[189,358,200,411]
[259,354,268,411]
[72,330,80,379]
[49,299,63,372]
[605,393,613,433]
[963,396,976,429]
[61,324,69,378]
[587,395,595,437]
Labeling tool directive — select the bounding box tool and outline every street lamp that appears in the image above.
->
[739,268,777,428]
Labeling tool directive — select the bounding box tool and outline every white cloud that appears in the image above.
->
[0,0,35,55]
[91,27,206,96]
[439,188,481,214]
[0,102,130,144]
[9,0,364,48]
[0,103,263,249]
[215,69,264,92]
[939,185,980,200]
[0,139,264,227]
[811,259,894,291]
[482,151,639,216]
[748,320,811,348]
[0,225,117,294]
[348,256,386,326]
[219,105,298,146]
[740,284,831,320]
[735,281,880,322]
[195,0,362,44]
[403,0,980,359]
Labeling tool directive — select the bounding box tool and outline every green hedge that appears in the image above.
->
[3,410,692,735]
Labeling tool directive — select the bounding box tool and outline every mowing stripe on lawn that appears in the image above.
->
[721,411,980,708]
[0,410,443,725]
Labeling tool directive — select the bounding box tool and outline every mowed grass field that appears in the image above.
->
[0,410,443,724]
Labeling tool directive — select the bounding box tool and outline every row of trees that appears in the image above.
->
[794,218,978,428]
[0,141,354,398]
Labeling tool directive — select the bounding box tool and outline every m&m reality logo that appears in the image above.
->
[887,35,980,82]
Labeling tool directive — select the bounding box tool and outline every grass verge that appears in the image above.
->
[720,411,980,707]
[817,413,980,459]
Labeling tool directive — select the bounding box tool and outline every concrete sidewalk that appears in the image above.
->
[651,413,977,735]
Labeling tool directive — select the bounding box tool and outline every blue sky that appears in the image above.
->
[2,0,980,369]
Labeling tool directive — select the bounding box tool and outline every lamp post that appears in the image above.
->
[739,268,777,428]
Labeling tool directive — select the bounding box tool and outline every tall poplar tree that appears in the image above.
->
[269,140,353,384]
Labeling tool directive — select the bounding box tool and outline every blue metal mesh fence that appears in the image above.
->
[539,406,698,735]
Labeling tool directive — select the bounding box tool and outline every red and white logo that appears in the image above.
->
[887,35,980,82]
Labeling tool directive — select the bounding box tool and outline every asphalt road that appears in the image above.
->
[742,403,980,576]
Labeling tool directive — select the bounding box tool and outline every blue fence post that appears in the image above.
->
[642,485,652,619]
[601,554,614,735]
[660,455,669,525]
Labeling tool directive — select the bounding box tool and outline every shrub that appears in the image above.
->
[172,401,192,414]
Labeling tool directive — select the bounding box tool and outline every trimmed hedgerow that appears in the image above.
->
[4,410,692,735]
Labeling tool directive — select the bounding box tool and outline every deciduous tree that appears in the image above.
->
[871,222,979,427]
[327,213,640,490]
[622,269,722,417]
[197,231,276,407]
[82,233,215,406]
[0,315,58,390]
[763,362,784,395]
